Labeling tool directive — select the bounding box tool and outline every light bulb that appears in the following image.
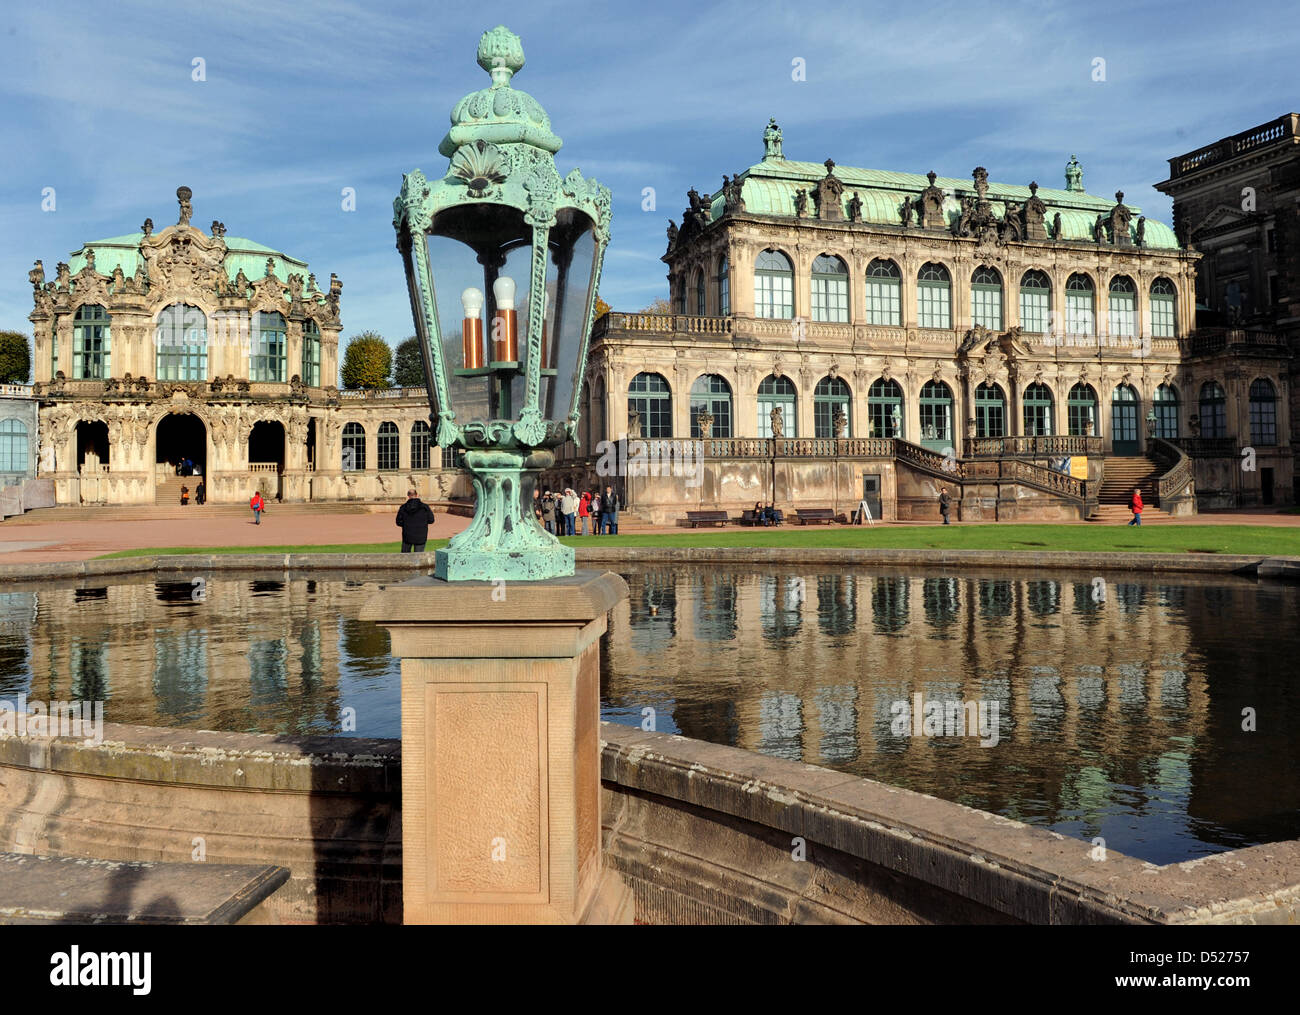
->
[461,287,484,317]
[493,276,516,310]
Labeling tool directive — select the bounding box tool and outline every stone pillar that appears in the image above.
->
[361,572,632,924]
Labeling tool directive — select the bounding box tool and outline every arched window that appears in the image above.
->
[755,250,793,319]
[377,421,399,471]
[717,255,730,316]
[1023,382,1054,436]
[1111,383,1140,453]
[917,263,951,329]
[1067,383,1098,436]
[1150,278,1176,338]
[628,372,672,438]
[1199,381,1226,439]
[1066,274,1095,336]
[865,259,901,326]
[252,311,287,382]
[758,375,797,438]
[919,380,953,449]
[690,374,732,438]
[675,275,687,315]
[72,304,111,380]
[410,420,431,470]
[1108,276,1136,338]
[814,376,852,437]
[1153,384,1180,439]
[695,269,706,316]
[1019,270,1051,335]
[302,319,322,387]
[341,422,365,471]
[974,382,1006,438]
[1250,379,1278,446]
[867,378,903,438]
[970,266,1003,330]
[154,304,206,381]
[0,419,29,473]
[811,254,848,323]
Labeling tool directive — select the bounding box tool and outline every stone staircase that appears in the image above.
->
[155,477,195,506]
[1089,455,1173,523]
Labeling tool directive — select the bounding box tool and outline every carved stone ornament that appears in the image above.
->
[918,171,945,229]
[813,159,844,221]
[769,405,784,438]
[1023,181,1048,241]
[450,139,509,197]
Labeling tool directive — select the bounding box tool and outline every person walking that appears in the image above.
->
[938,487,951,525]
[250,490,265,524]
[180,485,189,506]
[195,479,206,505]
[578,490,591,535]
[603,484,621,535]
[561,488,578,536]
[396,487,436,552]
[541,489,556,534]
[1128,487,1144,526]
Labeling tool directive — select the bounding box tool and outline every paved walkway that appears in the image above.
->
[0,502,1296,564]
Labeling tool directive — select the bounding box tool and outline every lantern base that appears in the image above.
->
[434,447,574,582]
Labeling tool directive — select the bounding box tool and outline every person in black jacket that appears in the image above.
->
[396,487,436,552]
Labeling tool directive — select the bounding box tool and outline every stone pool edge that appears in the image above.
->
[0,715,1295,924]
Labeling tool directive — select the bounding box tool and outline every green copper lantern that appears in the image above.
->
[394,25,611,581]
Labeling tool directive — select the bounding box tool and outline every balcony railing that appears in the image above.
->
[963,435,1101,459]
[248,462,280,474]
[338,386,429,400]
[1169,436,1237,458]
[1168,114,1300,179]
[1187,328,1287,357]
[0,383,33,398]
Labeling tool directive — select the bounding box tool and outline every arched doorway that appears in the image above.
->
[156,413,206,476]
[75,420,109,472]
[249,421,285,500]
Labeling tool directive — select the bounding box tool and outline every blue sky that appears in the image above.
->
[1,0,1294,357]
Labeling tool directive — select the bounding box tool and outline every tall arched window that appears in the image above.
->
[758,375,797,438]
[1023,382,1054,436]
[72,304,111,380]
[1067,383,1098,436]
[1066,274,1095,336]
[867,378,903,438]
[814,377,851,437]
[755,250,793,319]
[690,374,732,438]
[694,269,706,316]
[1108,276,1136,338]
[811,254,848,323]
[410,420,430,470]
[970,266,1003,330]
[675,275,687,315]
[252,311,287,382]
[717,255,730,316]
[1150,278,1176,338]
[974,382,1006,438]
[0,419,29,474]
[919,380,953,449]
[628,372,672,438]
[917,263,951,329]
[865,259,901,326]
[377,421,399,471]
[1019,270,1051,335]
[1199,381,1226,439]
[1250,379,1277,445]
[301,319,322,387]
[154,303,206,381]
[1153,384,1180,439]
[341,422,365,471]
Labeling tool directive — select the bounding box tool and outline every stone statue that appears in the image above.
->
[1136,215,1146,247]
[1052,211,1062,240]
[891,404,901,436]
[919,171,945,229]
[697,408,715,438]
[1109,191,1133,246]
[1023,181,1048,240]
[1094,214,1107,243]
[211,220,226,238]
[628,407,642,439]
[142,218,154,237]
[666,220,678,251]
[177,186,193,226]
[28,260,44,289]
[793,189,807,217]
[1065,154,1083,193]
[899,195,913,227]
[848,191,863,222]
[832,406,848,438]
[769,405,784,438]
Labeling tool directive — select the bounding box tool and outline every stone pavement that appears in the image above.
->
[0,502,1296,565]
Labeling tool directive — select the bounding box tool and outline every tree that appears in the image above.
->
[640,297,672,314]
[594,296,611,319]
[392,336,425,388]
[341,332,392,389]
[0,331,32,384]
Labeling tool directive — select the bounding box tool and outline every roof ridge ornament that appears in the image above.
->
[176,186,192,227]
[477,25,524,86]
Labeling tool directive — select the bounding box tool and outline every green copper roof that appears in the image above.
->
[705,138,1180,250]
[67,233,309,285]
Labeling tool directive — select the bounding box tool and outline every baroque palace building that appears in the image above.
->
[25,187,459,507]
[573,120,1293,521]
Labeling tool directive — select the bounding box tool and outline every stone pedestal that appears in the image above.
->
[361,570,630,924]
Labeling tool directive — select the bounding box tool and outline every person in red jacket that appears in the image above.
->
[578,490,591,535]
[1128,487,1143,526]
[250,490,265,525]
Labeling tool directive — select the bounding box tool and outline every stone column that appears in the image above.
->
[361,572,632,924]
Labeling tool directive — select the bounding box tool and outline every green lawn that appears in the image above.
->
[97,524,1300,558]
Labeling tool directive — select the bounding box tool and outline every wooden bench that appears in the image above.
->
[684,510,730,528]
[794,508,836,525]
[736,512,764,526]
[0,852,290,925]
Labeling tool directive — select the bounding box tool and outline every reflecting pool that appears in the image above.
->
[0,566,1296,864]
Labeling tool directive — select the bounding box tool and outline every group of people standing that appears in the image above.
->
[536,485,621,536]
